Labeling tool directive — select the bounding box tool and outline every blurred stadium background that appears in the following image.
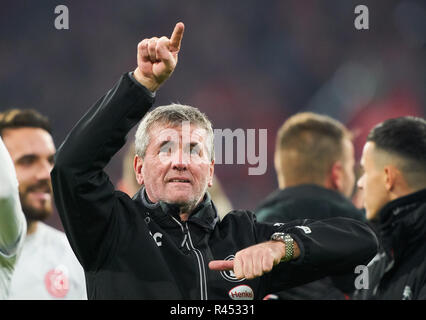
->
[1,0,425,230]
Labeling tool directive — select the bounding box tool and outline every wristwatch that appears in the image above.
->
[271,232,294,262]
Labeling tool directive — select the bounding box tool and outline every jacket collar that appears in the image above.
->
[133,187,219,232]
[377,188,426,260]
[256,184,357,212]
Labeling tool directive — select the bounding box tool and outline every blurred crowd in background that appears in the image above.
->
[1,0,425,230]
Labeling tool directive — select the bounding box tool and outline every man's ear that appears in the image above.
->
[208,160,215,187]
[383,165,397,192]
[134,155,144,185]
[274,151,285,189]
[330,161,343,192]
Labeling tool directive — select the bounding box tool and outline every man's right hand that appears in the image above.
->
[133,22,184,92]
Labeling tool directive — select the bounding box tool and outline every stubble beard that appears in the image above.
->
[19,180,53,224]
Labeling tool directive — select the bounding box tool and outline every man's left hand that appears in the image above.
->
[209,241,288,280]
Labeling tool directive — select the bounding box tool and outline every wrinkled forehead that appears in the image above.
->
[148,121,209,145]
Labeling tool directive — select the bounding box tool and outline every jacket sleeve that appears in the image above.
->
[51,73,155,271]
[0,137,26,259]
[254,216,379,292]
[418,282,426,300]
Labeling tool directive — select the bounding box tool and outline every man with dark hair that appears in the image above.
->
[0,109,52,135]
[354,116,426,299]
[256,112,366,299]
[51,23,378,299]
[0,109,86,299]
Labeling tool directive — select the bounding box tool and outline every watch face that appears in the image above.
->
[272,233,286,241]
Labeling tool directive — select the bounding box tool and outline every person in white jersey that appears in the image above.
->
[0,109,87,300]
[0,137,27,300]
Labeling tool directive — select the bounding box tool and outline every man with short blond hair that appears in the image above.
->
[274,112,355,197]
[257,112,366,299]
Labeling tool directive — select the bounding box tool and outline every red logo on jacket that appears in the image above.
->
[228,285,254,300]
[44,265,69,298]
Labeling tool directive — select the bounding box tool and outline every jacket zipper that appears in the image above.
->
[171,217,208,300]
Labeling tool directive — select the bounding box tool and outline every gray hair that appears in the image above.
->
[135,103,215,161]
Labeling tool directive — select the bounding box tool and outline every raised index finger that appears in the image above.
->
[169,22,185,53]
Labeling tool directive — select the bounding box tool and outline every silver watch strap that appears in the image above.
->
[271,232,294,262]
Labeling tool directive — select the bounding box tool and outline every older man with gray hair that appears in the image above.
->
[51,22,378,299]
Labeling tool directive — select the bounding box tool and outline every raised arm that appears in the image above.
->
[0,137,26,259]
[51,23,184,271]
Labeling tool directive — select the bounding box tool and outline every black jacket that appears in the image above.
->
[51,73,378,299]
[353,188,426,300]
[256,185,367,299]
[256,185,366,223]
